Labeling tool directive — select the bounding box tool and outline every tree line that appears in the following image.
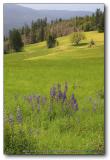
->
[4,9,104,53]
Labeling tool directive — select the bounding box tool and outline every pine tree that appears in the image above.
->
[9,29,24,52]
[47,34,57,48]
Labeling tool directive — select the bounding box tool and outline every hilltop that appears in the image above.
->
[4,4,93,36]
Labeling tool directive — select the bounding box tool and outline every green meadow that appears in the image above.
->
[4,31,104,154]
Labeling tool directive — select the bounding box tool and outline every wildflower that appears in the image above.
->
[50,88,54,98]
[16,106,23,124]
[75,103,79,111]
[28,96,33,104]
[74,99,77,104]
[50,86,56,99]
[37,96,40,103]
[71,93,74,101]
[64,82,68,92]
[71,101,74,110]
[53,85,56,97]
[9,113,14,127]
[74,99,78,111]
[58,90,62,99]
[71,98,78,111]
[42,96,46,105]
[62,91,67,103]
[37,96,40,112]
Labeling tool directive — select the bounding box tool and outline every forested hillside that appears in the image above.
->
[4,8,104,53]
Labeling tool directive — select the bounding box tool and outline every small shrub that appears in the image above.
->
[71,31,85,45]
[88,39,95,47]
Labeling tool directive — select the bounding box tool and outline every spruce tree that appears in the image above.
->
[9,29,23,52]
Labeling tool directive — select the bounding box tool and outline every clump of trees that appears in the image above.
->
[21,18,47,45]
[46,34,58,48]
[71,31,85,45]
[9,29,24,52]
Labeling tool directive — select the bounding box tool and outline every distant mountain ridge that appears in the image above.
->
[3,4,93,36]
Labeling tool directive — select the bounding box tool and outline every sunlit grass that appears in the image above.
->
[4,31,104,154]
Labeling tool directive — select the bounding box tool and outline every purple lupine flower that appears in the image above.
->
[37,95,40,103]
[75,103,79,111]
[28,96,33,104]
[58,90,62,99]
[62,91,67,103]
[53,86,56,97]
[37,96,40,112]
[50,88,54,98]
[71,101,74,110]
[74,99,77,104]
[71,97,78,111]
[50,86,56,99]
[42,96,46,105]
[64,82,68,92]
[71,93,74,101]
[9,113,14,127]
[74,99,78,111]
[16,106,23,124]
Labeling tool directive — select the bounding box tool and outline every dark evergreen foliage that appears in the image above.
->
[9,29,23,52]
[47,34,57,48]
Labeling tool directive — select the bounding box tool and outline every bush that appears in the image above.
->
[71,31,85,45]
[88,39,95,47]
[47,34,58,48]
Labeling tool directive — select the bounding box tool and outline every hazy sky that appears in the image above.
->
[19,4,104,12]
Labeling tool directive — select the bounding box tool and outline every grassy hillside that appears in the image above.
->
[4,31,104,154]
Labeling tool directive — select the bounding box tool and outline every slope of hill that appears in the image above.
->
[4,31,104,154]
[3,4,93,36]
